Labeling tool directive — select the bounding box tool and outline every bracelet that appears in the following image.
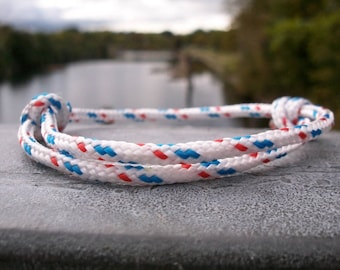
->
[18,93,334,186]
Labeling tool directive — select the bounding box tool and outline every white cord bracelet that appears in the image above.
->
[18,93,334,186]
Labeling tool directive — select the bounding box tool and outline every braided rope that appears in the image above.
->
[18,93,334,186]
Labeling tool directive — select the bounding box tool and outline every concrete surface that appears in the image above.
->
[0,123,339,269]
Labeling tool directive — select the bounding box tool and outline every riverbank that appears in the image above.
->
[179,48,339,129]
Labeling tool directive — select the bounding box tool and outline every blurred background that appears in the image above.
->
[0,0,339,128]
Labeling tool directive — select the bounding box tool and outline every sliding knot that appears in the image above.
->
[271,97,309,128]
[20,93,71,132]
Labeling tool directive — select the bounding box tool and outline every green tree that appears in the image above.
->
[226,0,340,127]
[5,30,40,76]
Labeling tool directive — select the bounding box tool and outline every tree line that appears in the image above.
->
[0,26,235,81]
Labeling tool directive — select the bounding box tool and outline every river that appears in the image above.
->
[0,58,224,123]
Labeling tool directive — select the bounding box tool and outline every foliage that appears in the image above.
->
[228,0,340,127]
[0,26,235,82]
[179,29,237,52]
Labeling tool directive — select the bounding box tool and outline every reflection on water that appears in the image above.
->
[0,59,224,123]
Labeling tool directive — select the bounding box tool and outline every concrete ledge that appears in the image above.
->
[1,229,339,270]
[0,124,339,269]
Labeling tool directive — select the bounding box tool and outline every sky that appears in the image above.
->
[0,0,231,34]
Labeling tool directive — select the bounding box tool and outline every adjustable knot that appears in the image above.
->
[271,97,310,128]
[20,93,71,132]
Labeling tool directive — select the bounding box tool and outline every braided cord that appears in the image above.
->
[18,93,334,186]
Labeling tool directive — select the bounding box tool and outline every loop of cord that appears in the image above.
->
[18,93,334,186]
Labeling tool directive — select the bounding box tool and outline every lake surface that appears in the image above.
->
[0,59,224,123]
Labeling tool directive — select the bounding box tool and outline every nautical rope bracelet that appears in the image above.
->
[18,93,334,186]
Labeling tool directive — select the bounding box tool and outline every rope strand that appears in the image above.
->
[18,93,334,185]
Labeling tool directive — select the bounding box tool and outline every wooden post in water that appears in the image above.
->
[171,50,195,107]
[185,55,193,108]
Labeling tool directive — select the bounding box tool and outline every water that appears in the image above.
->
[0,59,224,123]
